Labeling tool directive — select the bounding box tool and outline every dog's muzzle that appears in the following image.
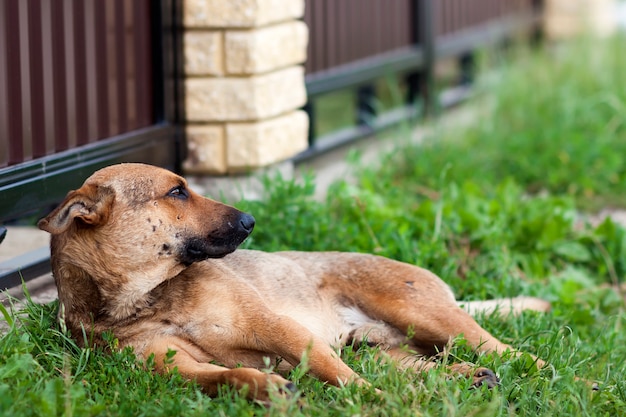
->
[179,212,255,265]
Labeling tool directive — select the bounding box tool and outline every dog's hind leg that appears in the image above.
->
[402,305,544,370]
[333,259,548,370]
[345,321,500,387]
[379,347,500,388]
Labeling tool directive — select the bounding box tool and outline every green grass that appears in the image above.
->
[388,34,626,211]
[3,34,626,415]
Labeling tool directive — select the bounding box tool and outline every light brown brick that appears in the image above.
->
[226,110,309,171]
[185,66,306,122]
[544,0,617,39]
[184,31,224,76]
[184,0,305,28]
[225,21,308,74]
[183,125,228,174]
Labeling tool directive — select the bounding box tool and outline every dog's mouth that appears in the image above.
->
[179,213,255,265]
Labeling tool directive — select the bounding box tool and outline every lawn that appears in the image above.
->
[2,34,626,416]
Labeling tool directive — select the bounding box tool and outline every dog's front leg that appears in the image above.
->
[259,316,367,388]
[146,336,295,401]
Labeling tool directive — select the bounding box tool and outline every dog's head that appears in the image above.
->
[38,163,254,288]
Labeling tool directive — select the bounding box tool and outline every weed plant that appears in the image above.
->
[3,35,626,416]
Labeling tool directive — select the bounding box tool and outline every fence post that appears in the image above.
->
[459,52,475,86]
[407,0,435,115]
[356,84,377,129]
[531,0,545,45]
[304,100,316,147]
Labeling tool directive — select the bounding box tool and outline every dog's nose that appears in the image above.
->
[239,213,255,233]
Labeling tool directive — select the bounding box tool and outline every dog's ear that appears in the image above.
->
[38,184,115,234]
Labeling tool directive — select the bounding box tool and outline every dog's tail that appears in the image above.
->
[458,296,551,318]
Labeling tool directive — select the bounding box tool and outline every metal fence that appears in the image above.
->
[304,1,414,74]
[0,0,184,289]
[437,0,538,36]
[0,1,154,168]
[0,0,184,224]
[300,0,542,159]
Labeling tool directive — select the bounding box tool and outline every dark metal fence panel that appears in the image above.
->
[0,0,185,223]
[0,0,184,288]
[0,0,154,168]
[301,0,543,159]
[436,0,536,36]
[0,0,185,221]
[304,0,413,74]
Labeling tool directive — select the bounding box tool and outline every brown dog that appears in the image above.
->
[38,163,551,401]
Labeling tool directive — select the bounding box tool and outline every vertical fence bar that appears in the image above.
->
[50,1,69,152]
[0,1,7,167]
[408,0,434,113]
[63,0,77,149]
[531,0,544,44]
[17,1,31,161]
[28,0,45,159]
[302,0,314,145]
[150,0,165,123]
[114,0,127,134]
[123,0,136,131]
[134,0,151,127]
[304,100,316,146]
[73,0,89,146]
[356,84,376,129]
[309,0,325,74]
[41,0,56,156]
[0,0,24,166]
[325,0,338,69]
[94,0,108,140]
[84,0,98,142]
[459,52,475,85]
[104,0,118,136]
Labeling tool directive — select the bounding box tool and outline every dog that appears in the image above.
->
[38,163,552,401]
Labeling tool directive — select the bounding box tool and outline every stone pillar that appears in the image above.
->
[182,0,309,174]
[544,0,617,39]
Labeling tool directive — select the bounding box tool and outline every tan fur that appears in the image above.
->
[38,163,551,401]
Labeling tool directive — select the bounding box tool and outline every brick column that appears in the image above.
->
[544,0,617,39]
[182,0,309,174]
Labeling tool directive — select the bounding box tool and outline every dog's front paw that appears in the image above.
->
[273,375,298,397]
[225,368,297,402]
[256,373,299,407]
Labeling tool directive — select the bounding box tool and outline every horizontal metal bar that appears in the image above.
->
[295,81,474,164]
[0,247,50,290]
[294,104,419,163]
[435,13,536,58]
[305,46,425,97]
[0,124,182,223]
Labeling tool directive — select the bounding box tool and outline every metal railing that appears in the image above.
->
[299,0,542,160]
[0,0,185,289]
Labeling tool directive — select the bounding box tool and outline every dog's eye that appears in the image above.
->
[167,185,189,200]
